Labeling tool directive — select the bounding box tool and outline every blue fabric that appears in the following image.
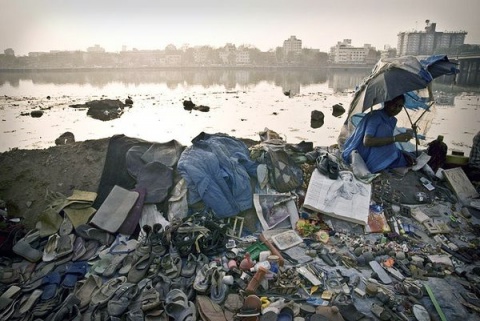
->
[404,91,430,110]
[342,109,408,173]
[177,132,258,218]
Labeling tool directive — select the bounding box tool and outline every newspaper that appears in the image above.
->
[253,193,299,231]
[303,169,371,226]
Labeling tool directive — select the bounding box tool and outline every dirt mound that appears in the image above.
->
[0,138,109,229]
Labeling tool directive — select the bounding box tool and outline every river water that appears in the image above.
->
[0,69,479,155]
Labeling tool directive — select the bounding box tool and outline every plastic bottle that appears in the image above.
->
[239,252,254,271]
[245,266,268,294]
[250,261,271,272]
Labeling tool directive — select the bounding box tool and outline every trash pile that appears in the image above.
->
[1,129,480,321]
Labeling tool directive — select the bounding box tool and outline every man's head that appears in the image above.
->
[384,95,405,117]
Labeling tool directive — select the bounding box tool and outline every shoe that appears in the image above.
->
[107,282,138,316]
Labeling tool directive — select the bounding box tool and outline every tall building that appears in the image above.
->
[397,20,467,56]
[283,36,302,55]
[329,39,375,64]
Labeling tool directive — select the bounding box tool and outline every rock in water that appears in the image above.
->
[332,103,345,117]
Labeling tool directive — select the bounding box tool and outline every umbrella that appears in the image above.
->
[350,55,459,112]
[343,54,459,155]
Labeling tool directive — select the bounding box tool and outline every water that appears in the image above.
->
[0,69,479,155]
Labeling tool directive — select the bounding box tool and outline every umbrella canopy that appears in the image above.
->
[339,55,459,154]
[349,55,459,113]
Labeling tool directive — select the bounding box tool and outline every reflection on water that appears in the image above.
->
[0,68,478,154]
[1,68,477,97]
[0,68,365,94]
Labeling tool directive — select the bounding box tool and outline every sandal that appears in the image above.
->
[181,253,197,277]
[141,281,161,312]
[165,289,196,321]
[160,254,181,279]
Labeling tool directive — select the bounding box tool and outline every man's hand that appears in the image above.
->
[395,132,413,142]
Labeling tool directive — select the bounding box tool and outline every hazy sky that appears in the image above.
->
[2,0,480,56]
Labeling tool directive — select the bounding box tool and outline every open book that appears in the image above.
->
[303,169,372,226]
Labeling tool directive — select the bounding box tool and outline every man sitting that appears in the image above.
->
[342,95,415,173]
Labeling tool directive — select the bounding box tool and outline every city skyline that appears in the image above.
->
[2,0,480,56]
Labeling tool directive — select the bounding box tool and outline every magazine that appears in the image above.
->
[303,169,371,226]
[253,193,299,231]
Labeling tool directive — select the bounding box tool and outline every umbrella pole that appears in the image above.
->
[402,107,419,156]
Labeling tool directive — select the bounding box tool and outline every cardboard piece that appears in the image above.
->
[442,167,479,203]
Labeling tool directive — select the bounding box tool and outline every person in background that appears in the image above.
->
[464,131,480,183]
[342,95,415,173]
[426,135,448,172]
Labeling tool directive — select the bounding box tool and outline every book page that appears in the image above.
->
[253,193,299,231]
[303,170,372,225]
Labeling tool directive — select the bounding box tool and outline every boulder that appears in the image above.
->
[30,110,44,118]
[55,132,75,146]
[332,103,346,117]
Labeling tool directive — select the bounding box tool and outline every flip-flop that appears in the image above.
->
[75,224,115,246]
[40,271,62,301]
[196,295,227,321]
[73,274,103,310]
[17,288,43,314]
[0,285,21,310]
[102,253,127,277]
[12,229,43,263]
[70,236,87,261]
[165,289,191,319]
[0,267,20,284]
[141,282,161,312]
[128,253,153,283]
[107,282,138,316]
[237,295,262,317]
[62,261,89,288]
[90,276,127,306]
[181,253,197,277]
[42,234,59,262]
[277,307,294,321]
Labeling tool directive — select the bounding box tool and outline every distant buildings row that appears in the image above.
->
[0,21,469,69]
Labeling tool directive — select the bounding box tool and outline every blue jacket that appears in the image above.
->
[177,132,258,218]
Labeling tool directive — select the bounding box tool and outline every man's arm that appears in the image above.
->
[364,132,413,147]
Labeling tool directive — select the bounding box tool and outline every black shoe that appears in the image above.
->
[328,160,339,180]
[316,153,329,175]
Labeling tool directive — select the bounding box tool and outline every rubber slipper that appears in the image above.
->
[40,271,62,301]
[102,253,127,277]
[110,238,138,254]
[0,267,20,284]
[181,253,197,277]
[42,234,59,262]
[165,289,190,319]
[18,288,43,314]
[12,230,43,263]
[75,224,115,246]
[90,276,127,306]
[193,264,214,293]
[59,215,74,236]
[74,239,99,261]
[278,307,294,321]
[62,261,89,288]
[141,282,161,312]
[73,274,103,310]
[237,295,261,317]
[210,268,228,304]
[128,253,153,283]
[107,282,138,316]
[0,285,21,310]
[261,311,278,321]
[56,233,75,258]
[70,235,87,261]
[196,295,227,321]
[160,254,180,279]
